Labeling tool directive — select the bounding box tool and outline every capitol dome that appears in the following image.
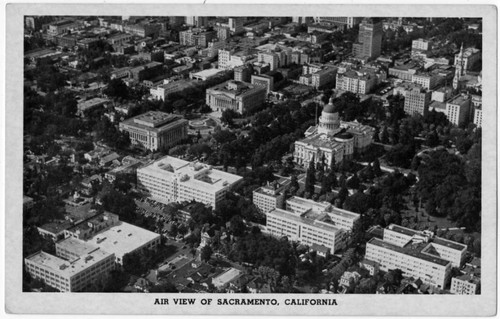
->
[322,97,339,114]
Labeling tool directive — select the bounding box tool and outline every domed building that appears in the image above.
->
[294,97,375,169]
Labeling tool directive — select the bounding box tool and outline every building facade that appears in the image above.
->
[353,18,382,60]
[137,156,243,209]
[252,179,290,215]
[365,224,467,289]
[205,80,266,114]
[404,87,432,116]
[119,111,188,151]
[446,94,472,126]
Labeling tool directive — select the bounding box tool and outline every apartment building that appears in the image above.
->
[205,80,266,114]
[119,111,188,151]
[137,156,243,209]
[365,224,467,289]
[252,179,290,215]
[24,238,115,292]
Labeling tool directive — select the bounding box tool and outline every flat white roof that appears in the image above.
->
[138,156,243,194]
[191,68,224,79]
[26,246,112,278]
[213,267,241,285]
[86,221,160,259]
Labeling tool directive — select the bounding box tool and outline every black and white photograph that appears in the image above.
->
[3,2,497,316]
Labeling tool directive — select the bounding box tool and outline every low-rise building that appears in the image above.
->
[119,111,188,151]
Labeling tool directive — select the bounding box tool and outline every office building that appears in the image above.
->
[353,18,382,60]
[205,80,266,114]
[119,111,188,151]
[266,208,349,254]
[336,69,379,94]
[404,86,432,116]
[294,98,374,169]
[450,257,481,295]
[179,28,216,48]
[252,178,290,215]
[454,47,481,72]
[411,38,433,58]
[471,95,482,128]
[137,156,243,209]
[365,224,467,289]
[185,16,208,28]
[63,212,161,265]
[24,238,115,292]
[446,94,471,126]
[218,49,253,70]
[234,65,252,83]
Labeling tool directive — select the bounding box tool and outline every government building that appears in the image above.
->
[205,80,267,115]
[137,156,243,209]
[294,97,375,170]
[119,111,188,151]
[365,224,467,289]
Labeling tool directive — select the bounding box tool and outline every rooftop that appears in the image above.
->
[120,111,188,133]
[26,246,112,278]
[38,220,74,235]
[368,237,450,267]
[269,208,342,234]
[447,94,471,106]
[86,221,160,258]
[138,156,243,194]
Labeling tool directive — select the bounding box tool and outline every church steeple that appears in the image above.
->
[453,43,465,91]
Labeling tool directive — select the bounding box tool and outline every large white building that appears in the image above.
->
[266,208,349,254]
[24,237,115,292]
[119,111,188,151]
[294,98,375,170]
[365,224,467,289]
[137,156,243,209]
[446,94,471,126]
[471,95,482,128]
[217,49,254,70]
[252,178,290,215]
[336,69,379,94]
[63,212,161,265]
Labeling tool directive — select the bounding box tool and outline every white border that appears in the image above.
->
[4,2,498,316]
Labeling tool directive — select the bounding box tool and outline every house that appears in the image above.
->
[99,152,121,166]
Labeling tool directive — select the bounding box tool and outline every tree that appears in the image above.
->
[346,173,360,189]
[290,174,299,194]
[304,159,316,195]
[221,109,239,127]
[104,78,129,100]
[200,245,213,262]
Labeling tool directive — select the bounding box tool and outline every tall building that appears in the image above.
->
[471,95,482,128]
[119,111,188,151]
[205,80,266,114]
[185,16,208,28]
[294,98,375,170]
[353,18,382,60]
[179,28,216,48]
[365,224,467,289]
[454,46,481,73]
[234,65,252,82]
[446,94,472,126]
[404,86,432,116]
[137,156,243,209]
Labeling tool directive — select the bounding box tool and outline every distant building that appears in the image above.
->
[205,80,266,114]
[185,16,208,28]
[179,28,216,48]
[389,60,421,81]
[454,47,481,72]
[137,156,243,209]
[292,17,313,25]
[234,65,252,83]
[471,95,482,128]
[128,61,164,82]
[47,19,79,37]
[77,97,110,117]
[294,98,375,169]
[451,257,481,295]
[411,38,433,58]
[365,224,467,289]
[404,86,432,116]
[446,94,472,126]
[218,49,253,70]
[353,18,383,60]
[251,74,274,94]
[124,23,161,38]
[336,69,378,94]
[212,268,242,289]
[119,111,188,151]
[314,17,362,29]
[150,80,197,101]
